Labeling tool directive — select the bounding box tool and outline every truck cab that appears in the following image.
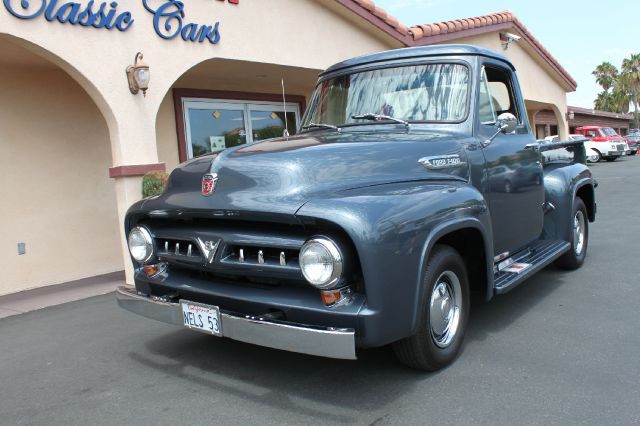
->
[117,45,596,371]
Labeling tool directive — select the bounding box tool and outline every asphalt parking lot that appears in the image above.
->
[1,156,639,425]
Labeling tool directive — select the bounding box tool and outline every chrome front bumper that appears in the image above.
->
[116,286,357,360]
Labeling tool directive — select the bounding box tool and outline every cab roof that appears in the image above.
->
[322,44,514,76]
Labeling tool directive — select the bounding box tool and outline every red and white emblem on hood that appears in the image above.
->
[202,173,218,196]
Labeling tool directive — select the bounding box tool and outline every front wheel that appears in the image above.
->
[593,150,603,163]
[393,245,469,371]
[556,198,589,270]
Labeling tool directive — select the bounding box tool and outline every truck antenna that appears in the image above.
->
[281,78,289,138]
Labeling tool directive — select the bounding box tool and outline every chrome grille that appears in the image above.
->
[617,144,625,151]
[156,237,203,263]
[223,245,299,268]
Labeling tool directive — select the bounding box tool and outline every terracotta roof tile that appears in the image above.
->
[408,11,576,89]
[348,0,410,36]
[335,3,575,90]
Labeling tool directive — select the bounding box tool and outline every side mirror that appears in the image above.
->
[497,112,517,134]
[481,112,518,148]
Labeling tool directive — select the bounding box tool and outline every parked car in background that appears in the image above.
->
[574,126,628,162]
[624,134,639,156]
[542,136,599,163]
[565,135,603,163]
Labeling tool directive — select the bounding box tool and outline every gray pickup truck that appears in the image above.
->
[117,45,596,371]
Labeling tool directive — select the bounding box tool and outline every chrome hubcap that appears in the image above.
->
[574,210,586,255]
[429,271,462,348]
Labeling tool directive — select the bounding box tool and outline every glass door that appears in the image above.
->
[182,99,300,159]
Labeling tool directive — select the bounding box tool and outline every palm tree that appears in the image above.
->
[594,91,613,112]
[611,81,631,114]
[592,62,619,93]
[621,54,640,126]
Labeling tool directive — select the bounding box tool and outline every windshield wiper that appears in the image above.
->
[302,122,341,132]
[352,113,410,129]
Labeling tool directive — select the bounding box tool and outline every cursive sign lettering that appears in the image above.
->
[2,0,226,44]
[143,0,220,44]
[3,0,134,30]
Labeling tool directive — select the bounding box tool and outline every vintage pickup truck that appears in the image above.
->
[117,45,596,371]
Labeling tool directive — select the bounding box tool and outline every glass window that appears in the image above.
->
[602,127,618,136]
[478,67,497,124]
[482,66,520,122]
[488,81,511,111]
[249,108,298,142]
[182,99,300,158]
[303,63,470,127]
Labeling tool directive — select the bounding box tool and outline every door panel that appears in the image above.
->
[478,64,544,255]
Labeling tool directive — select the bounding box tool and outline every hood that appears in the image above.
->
[144,130,470,218]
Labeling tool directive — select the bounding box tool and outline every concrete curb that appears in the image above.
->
[0,271,125,319]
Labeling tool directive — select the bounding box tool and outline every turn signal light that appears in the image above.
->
[320,287,353,307]
[144,265,159,277]
[144,263,167,278]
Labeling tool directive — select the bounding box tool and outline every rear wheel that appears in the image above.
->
[556,198,588,270]
[393,245,469,371]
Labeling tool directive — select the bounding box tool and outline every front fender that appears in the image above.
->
[296,180,492,347]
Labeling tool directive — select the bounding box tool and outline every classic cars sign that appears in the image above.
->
[2,0,238,44]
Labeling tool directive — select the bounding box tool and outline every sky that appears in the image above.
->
[373,0,640,109]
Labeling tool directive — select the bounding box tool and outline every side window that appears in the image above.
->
[483,65,520,122]
[478,67,497,124]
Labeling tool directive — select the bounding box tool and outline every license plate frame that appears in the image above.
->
[180,300,222,336]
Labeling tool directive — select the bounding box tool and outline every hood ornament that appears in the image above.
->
[202,173,219,196]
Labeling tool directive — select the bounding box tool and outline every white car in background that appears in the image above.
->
[541,136,600,163]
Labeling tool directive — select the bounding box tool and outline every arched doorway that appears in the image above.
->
[0,36,122,295]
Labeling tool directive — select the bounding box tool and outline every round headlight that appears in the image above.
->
[299,237,343,289]
[128,226,154,264]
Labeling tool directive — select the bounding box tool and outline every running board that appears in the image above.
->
[493,240,570,295]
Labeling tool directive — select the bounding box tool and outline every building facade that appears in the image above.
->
[533,107,633,138]
[0,0,576,295]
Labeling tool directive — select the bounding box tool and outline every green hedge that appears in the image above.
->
[142,171,169,198]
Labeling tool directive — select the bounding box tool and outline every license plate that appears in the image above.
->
[181,301,222,336]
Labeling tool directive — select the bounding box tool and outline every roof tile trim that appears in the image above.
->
[348,0,410,36]
[334,2,575,90]
[408,11,576,89]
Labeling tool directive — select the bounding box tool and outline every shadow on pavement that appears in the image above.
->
[127,266,569,420]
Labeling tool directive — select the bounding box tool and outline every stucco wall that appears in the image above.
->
[0,0,399,290]
[0,66,122,295]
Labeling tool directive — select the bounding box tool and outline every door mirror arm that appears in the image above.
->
[481,113,518,148]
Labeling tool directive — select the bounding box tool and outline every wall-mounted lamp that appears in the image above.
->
[567,111,575,121]
[499,32,521,50]
[126,52,150,97]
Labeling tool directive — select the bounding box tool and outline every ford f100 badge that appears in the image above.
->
[202,173,218,196]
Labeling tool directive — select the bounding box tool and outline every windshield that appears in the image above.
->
[602,127,619,137]
[302,63,470,129]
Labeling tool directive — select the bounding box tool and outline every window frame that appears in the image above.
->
[173,89,306,162]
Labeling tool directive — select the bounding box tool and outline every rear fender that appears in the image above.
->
[543,163,594,241]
